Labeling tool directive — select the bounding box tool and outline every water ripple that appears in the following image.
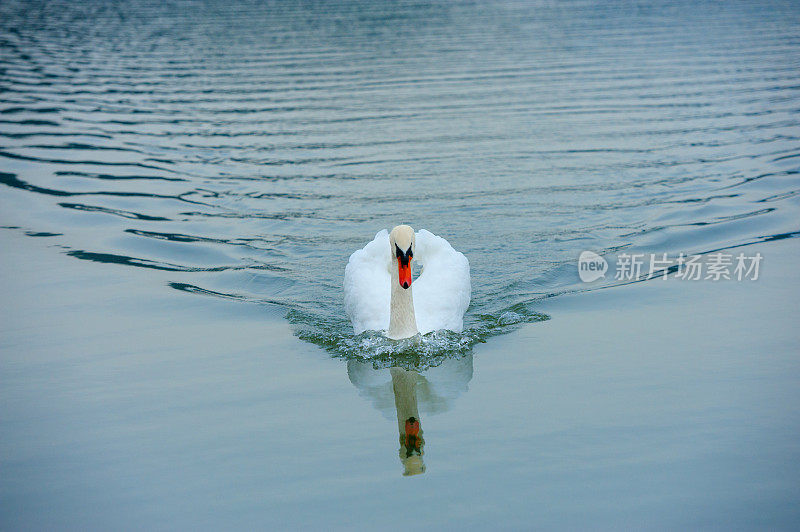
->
[1,0,799,360]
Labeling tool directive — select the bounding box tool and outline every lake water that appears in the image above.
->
[1,0,799,529]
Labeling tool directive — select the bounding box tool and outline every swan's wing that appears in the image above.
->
[413,229,471,334]
[344,230,391,334]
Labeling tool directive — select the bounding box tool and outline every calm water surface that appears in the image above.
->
[1,0,799,528]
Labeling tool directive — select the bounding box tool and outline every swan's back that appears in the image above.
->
[344,229,470,335]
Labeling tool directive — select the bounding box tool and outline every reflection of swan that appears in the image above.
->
[347,355,473,418]
[347,355,473,476]
[344,225,470,339]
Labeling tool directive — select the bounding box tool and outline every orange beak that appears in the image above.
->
[398,257,412,289]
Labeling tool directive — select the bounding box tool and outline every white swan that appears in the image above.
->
[344,225,470,339]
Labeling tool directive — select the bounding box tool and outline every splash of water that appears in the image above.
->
[288,301,549,369]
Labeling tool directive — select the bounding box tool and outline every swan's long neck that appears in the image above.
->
[388,264,418,340]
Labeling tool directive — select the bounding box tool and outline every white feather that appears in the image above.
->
[344,229,470,335]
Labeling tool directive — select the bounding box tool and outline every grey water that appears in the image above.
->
[1,0,799,528]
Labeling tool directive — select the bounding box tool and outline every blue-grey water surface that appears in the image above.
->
[1,0,799,529]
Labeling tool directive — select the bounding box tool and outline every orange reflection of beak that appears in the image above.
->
[405,417,420,437]
[398,258,412,289]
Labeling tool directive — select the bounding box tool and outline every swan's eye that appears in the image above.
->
[395,244,412,265]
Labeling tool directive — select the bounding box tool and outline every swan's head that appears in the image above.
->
[389,225,415,290]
